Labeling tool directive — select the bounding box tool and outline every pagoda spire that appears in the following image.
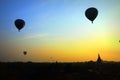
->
[97,54,102,63]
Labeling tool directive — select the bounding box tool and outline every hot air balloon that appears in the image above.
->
[15,19,25,32]
[23,51,27,55]
[85,7,98,23]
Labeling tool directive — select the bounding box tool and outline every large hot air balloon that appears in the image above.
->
[23,51,27,55]
[85,7,98,23]
[15,19,25,32]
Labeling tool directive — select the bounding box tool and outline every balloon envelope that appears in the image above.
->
[15,19,25,31]
[23,51,27,55]
[85,7,98,23]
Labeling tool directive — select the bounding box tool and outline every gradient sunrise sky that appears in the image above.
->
[0,0,120,62]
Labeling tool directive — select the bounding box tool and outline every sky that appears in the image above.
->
[0,0,120,62]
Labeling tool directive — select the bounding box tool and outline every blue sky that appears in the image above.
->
[0,0,120,62]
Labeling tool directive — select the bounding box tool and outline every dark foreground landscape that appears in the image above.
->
[0,61,120,80]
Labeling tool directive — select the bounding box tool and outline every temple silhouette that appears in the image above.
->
[96,54,102,63]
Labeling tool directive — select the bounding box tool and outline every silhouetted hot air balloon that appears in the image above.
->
[23,51,27,55]
[85,7,98,23]
[119,40,120,43]
[15,19,25,32]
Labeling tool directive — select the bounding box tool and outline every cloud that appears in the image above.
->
[22,33,48,40]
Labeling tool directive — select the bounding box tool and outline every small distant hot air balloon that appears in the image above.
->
[119,40,120,43]
[23,51,27,55]
[85,7,98,23]
[15,19,25,32]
